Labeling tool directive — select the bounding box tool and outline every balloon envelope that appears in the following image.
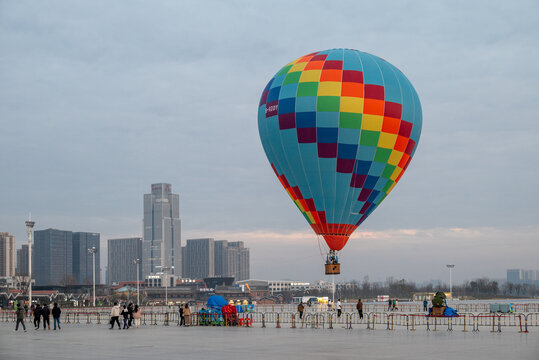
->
[258,49,422,251]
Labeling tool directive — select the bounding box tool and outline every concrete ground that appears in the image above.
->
[0,322,537,360]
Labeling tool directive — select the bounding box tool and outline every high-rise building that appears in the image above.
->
[229,241,250,281]
[508,268,539,285]
[108,237,142,285]
[34,229,73,286]
[214,240,230,277]
[16,244,29,276]
[507,269,522,284]
[142,183,181,277]
[227,244,239,278]
[0,232,16,277]
[523,270,537,284]
[212,240,250,281]
[182,238,214,279]
[72,232,100,285]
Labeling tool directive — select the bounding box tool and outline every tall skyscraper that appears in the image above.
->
[72,232,100,285]
[34,229,73,286]
[108,237,142,285]
[182,238,214,279]
[142,183,181,277]
[16,244,29,276]
[0,232,16,277]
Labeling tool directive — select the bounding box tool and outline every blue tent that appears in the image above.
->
[207,295,228,311]
[443,306,459,317]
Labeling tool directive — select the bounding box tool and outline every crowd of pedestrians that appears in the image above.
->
[14,301,62,332]
[109,302,143,330]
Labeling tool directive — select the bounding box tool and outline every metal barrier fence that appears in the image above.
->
[1,309,536,332]
[254,302,539,314]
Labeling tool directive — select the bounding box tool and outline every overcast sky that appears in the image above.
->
[1,1,538,284]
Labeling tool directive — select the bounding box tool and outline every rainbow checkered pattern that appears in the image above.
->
[258,49,422,251]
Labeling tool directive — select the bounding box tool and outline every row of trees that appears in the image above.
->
[288,276,539,300]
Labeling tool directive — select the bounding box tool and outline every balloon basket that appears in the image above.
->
[325,263,340,275]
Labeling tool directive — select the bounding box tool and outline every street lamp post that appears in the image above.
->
[161,266,170,307]
[25,215,35,307]
[446,264,455,298]
[134,259,141,305]
[88,247,97,307]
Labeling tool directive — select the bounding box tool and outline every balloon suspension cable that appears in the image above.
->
[316,234,327,261]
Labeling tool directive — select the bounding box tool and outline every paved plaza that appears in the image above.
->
[1,322,538,359]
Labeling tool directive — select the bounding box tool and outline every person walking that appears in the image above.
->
[133,305,142,328]
[52,303,61,330]
[15,301,27,332]
[33,304,41,329]
[388,298,392,311]
[41,303,50,330]
[356,299,363,319]
[183,304,191,326]
[337,299,342,317]
[121,305,129,329]
[394,299,399,311]
[423,299,428,312]
[110,302,121,330]
[127,303,134,328]
[297,302,305,319]
[178,303,185,326]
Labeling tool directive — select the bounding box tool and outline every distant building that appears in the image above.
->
[144,273,176,288]
[142,183,181,277]
[226,242,238,278]
[72,232,100,285]
[507,269,538,285]
[34,229,73,286]
[523,270,537,284]
[214,240,230,277]
[182,238,215,279]
[507,269,522,284]
[236,279,270,300]
[268,280,310,294]
[108,237,142,285]
[182,239,250,281]
[229,241,249,281]
[16,244,29,276]
[0,232,16,277]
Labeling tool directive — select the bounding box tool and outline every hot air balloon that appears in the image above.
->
[258,49,422,274]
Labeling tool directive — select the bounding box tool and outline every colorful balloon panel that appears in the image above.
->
[258,49,422,251]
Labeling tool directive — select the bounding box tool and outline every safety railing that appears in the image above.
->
[1,309,536,332]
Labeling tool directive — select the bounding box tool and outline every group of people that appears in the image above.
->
[177,303,191,326]
[297,299,364,319]
[14,301,62,332]
[109,302,142,329]
[387,298,399,311]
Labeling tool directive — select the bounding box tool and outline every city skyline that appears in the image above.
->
[1,1,538,283]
